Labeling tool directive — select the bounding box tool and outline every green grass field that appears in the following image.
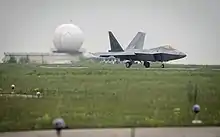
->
[0,63,220,132]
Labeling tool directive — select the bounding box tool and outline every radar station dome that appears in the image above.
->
[53,24,84,53]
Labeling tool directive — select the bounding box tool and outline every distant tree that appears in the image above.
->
[2,57,7,63]
[7,56,17,63]
[19,56,30,64]
[0,71,3,88]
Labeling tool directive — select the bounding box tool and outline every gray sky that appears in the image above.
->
[0,0,219,64]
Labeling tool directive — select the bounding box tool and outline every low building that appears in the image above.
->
[2,52,80,64]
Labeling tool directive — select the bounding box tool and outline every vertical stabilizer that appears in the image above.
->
[108,31,124,52]
[126,32,146,50]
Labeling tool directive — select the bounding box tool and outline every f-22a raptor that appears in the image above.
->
[99,31,187,68]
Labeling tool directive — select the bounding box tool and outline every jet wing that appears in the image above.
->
[133,50,156,61]
[134,49,152,55]
[99,51,136,57]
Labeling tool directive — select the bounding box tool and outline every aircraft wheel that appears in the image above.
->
[144,61,150,68]
[125,62,132,68]
[161,64,165,68]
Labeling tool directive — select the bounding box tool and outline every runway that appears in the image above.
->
[0,127,220,137]
[0,93,40,98]
[130,67,220,71]
[38,65,220,71]
[39,66,88,69]
[130,67,199,70]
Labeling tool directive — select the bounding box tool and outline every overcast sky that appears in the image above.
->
[0,0,219,64]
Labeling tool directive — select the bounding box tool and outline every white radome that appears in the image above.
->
[53,24,84,52]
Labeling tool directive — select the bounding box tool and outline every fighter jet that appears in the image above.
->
[99,33,186,68]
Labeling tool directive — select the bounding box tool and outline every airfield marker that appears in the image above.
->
[192,104,202,124]
[11,84,15,94]
[52,118,66,137]
[35,88,41,98]
[36,91,41,98]
[191,84,202,124]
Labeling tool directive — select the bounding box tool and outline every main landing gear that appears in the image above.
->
[143,61,150,68]
[125,61,132,68]
[124,61,151,68]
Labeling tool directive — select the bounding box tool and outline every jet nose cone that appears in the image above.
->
[179,52,186,58]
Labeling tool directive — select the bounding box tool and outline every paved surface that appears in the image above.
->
[130,67,200,70]
[133,67,220,71]
[0,127,220,137]
[212,69,220,71]
[39,66,220,71]
[38,65,220,71]
[39,66,88,69]
[0,94,40,98]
